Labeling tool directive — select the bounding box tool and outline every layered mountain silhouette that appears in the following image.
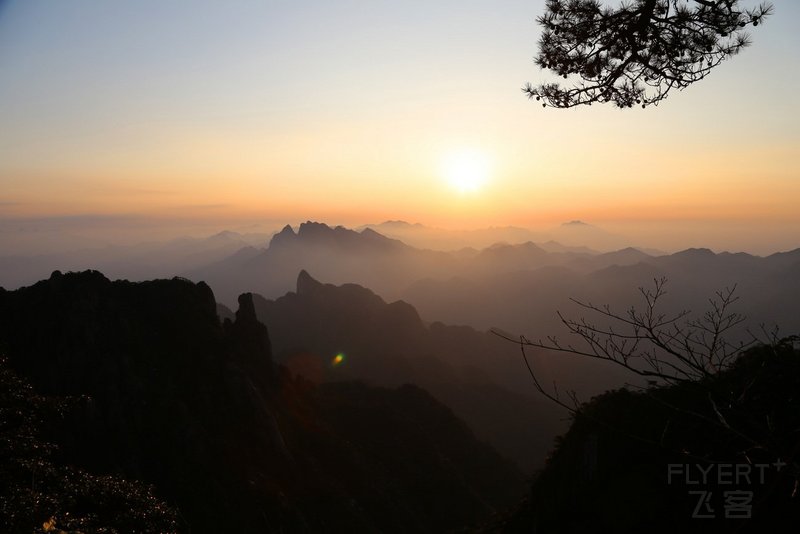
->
[186,221,649,306]
[187,221,459,304]
[0,271,524,533]
[183,223,798,337]
[2,221,797,532]
[251,270,563,471]
[181,221,800,407]
[7,221,795,351]
[358,220,641,252]
[357,220,551,251]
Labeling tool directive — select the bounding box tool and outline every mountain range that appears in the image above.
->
[7,220,796,409]
[357,219,650,253]
[249,270,563,471]
[185,222,799,340]
[0,271,524,532]
[185,222,800,413]
[2,220,798,531]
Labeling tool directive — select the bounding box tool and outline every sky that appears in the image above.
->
[0,0,798,253]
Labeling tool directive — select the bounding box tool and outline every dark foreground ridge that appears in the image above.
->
[496,340,800,533]
[0,271,523,533]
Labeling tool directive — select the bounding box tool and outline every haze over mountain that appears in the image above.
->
[183,221,674,305]
[3,0,798,529]
[6,220,794,403]
[250,270,563,471]
[182,222,800,409]
[403,245,800,335]
[2,225,797,530]
[179,222,798,342]
[359,219,660,253]
[187,222,459,305]
[0,230,271,290]
[0,271,524,532]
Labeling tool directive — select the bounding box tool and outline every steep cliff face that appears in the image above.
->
[0,271,524,533]
[226,292,274,384]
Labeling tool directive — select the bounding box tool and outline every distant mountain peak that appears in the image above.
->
[616,246,644,254]
[265,221,407,254]
[561,220,590,227]
[359,227,383,238]
[359,227,405,244]
[675,247,715,256]
[297,270,323,295]
[377,220,424,228]
[295,222,361,241]
[209,230,239,240]
[297,221,333,237]
[268,224,297,248]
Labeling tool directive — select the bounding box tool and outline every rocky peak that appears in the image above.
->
[266,221,404,255]
[296,270,323,296]
[267,224,296,249]
[297,221,334,240]
[235,292,258,324]
[228,292,273,384]
[676,247,714,256]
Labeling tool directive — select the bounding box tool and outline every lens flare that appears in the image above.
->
[332,353,345,367]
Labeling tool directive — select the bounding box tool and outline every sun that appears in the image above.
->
[441,149,490,193]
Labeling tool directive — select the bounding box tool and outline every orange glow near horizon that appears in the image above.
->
[3,131,796,224]
[0,1,798,254]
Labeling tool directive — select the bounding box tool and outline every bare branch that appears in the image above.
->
[493,278,800,477]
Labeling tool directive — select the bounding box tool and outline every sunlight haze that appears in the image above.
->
[2,5,800,529]
[0,0,798,254]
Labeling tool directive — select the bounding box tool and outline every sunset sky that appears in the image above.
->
[0,0,798,253]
